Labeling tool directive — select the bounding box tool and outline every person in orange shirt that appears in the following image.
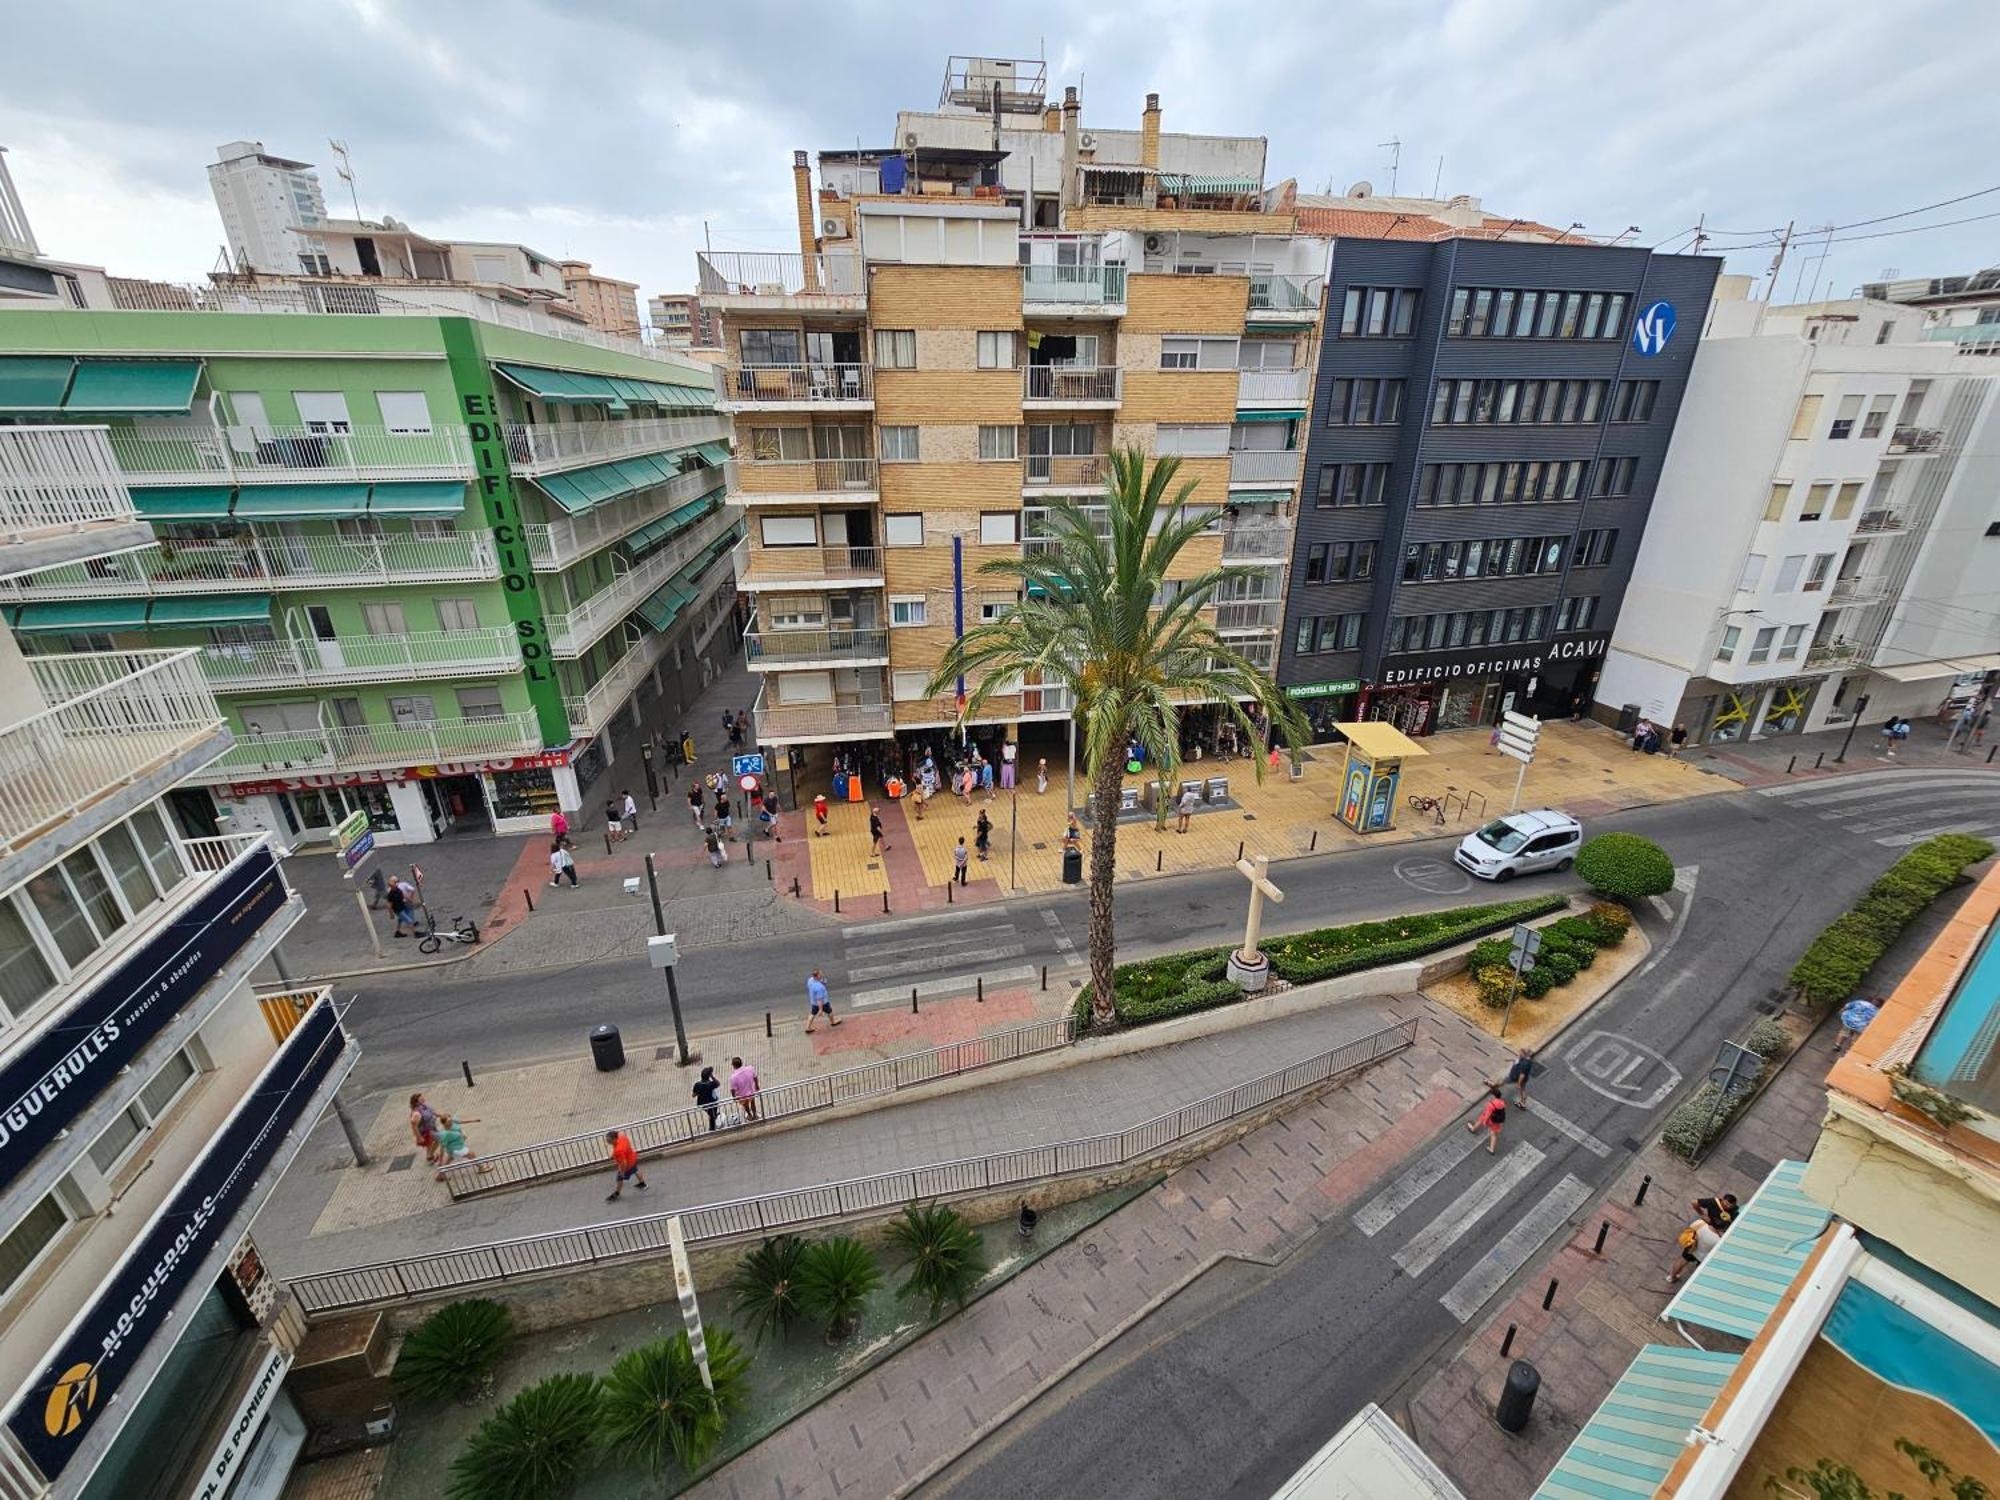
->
[605,1129,648,1201]
[1466,1084,1508,1154]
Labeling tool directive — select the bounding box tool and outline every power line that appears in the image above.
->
[1684,184,2000,256]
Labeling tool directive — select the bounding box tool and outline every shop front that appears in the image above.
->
[1362,634,1610,737]
[1682,675,1833,745]
[1288,679,1362,743]
[215,748,581,847]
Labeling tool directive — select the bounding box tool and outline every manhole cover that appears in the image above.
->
[1732,1149,1775,1180]
[387,1154,416,1174]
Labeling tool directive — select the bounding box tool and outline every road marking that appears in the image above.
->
[1565,1031,1682,1109]
[846,940,1026,983]
[1438,1174,1593,1322]
[1756,771,2000,800]
[1040,908,1084,967]
[1521,1099,1612,1158]
[1394,856,1472,896]
[1354,1131,1482,1236]
[1876,820,2000,848]
[1794,782,1990,810]
[842,929,1013,963]
[842,909,1020,939]
[849,964,1038,1010]
[1392,1145,1546,1278]
[1843,797,1999,834]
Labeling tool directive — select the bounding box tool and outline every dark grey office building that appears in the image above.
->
[1277,238,1719,738]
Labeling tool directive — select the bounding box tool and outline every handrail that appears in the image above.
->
[441,1014,1080,1201]
[290,1016,1418,1313]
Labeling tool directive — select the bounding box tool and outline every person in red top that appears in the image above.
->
[1466,1084,1508,1154]
[605,1129,648,1201]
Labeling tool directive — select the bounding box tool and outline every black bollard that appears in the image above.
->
[1542,1278,1559,1310]
[765,860,772,881]
[977,976,984,1002]
[882,891,890,914]
[462,1060,475,1089]
[1592,1220,1610,1255]
[764,1010,772,1038]
[1787,755,1796,775]
[1309,830,1318,852]
[1815,752,1824,769]
[947,880,953,903]
[522,886,535,913]
[1500,1323,1516,1358]
[1237,840,1244,861]
[1495,1361,1540,1433]
[911,987,918,1014]
[1156,849,1163,871]
[1041,965,1048,990]
[1635,1173,1652,1207]
[834,889,840,913]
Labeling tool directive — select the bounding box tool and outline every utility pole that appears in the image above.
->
[644,853,694,1065]
[270,945,370,1168]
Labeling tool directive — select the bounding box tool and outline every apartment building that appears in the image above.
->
[207,141,328,276]
[0,462,353,1497]
[0,305,736,847]
[1862,265,2000,358]
[703,58,1327,757]
[559,261,642,339]
[1599,282,2000,743]
[1277,234,1720,738]
[648,292,717,350]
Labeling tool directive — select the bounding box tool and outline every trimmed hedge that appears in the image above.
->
[1466,903,1632,1009]
[1788,834,1994,1005]
[1574,832,1676,904]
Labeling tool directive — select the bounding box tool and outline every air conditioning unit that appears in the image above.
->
[822,219,849,238]
[1079,132,1097,149]
[1143,234,1168,254]
[903,131,919,149]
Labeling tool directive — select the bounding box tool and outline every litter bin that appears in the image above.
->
[1617,703,1641,734]
[1061,846,1083,885]
[589,1023,625,1073]
[1495,1359,1540,1433]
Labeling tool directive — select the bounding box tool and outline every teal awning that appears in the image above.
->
[692,442,731,467]
[1532,1345,1739,1500]
[1232,410,1301,424]
[1228,490,1290,506]
[368,481,468,517]
[1159,173,1262,196]
[64,360,202,413]
[1662,1159,1831,1340]
[495,363,615,403]
[626,516,677,554]
[529,454,681,515]
[146,594,272,626]
[231,483,370,518]
[634,581,688,632]
[131,485,235,520]
[14,599,150,633]
[0,357,76,412]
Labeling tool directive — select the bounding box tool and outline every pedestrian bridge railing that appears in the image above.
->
[438,1013,1083,1201]
[293,1016,1417,1315]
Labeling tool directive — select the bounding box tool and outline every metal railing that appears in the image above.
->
[1236,368,1313,406]
[524,464,729,570]
[179,831,273,874]
[735,456,878,493]
[0,426,137,540]
[1024,367,1122,402]
[292,1017,1418,1313]
[1229,450,1304,485]
[1247,273,1324,313]
[1829,576,1887,605]
[3,651,223,855]
[1021,264,1129,306]
[501,416,727,473]
[565,633,669,738]
[1805,641,1868,668]
[720,365,873,405]
[753,692,894,741]
[1222,520,1293,559]
[545,512,738,656]
[745,626,890,666]
[107,423,473,484]
[442,1015,1081,1201]
[1886,424,1942,454]
[1216,599,1284,630]
[1853,509,1906,534]
[0,529,500,599]
[1024,454,1105,488]
[696,251,864,298]
[735,540,883,584]
[214,709,543,776]
[195,628,520,689]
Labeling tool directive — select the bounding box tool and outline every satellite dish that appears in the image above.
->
[1347,180,1373,199]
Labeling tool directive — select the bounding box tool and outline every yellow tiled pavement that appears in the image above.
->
[801,792,890,898]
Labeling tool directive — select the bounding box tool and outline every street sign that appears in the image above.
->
[1709,1040,1763,1097]
[1508,923,1543,972]
[1496,710,1541,766]
[732,753,766,778]
[666,1216,713,1391]
[737,774,759,793]
[331,810,368,849]
[340,831,375,871]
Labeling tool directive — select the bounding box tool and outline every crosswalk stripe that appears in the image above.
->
[1354,1131,1482,1236]
[1393,1145,1547,1278]
[1438,1174,1594,1322]
[1811,788,2000,820]
[1834,791,2000,831]
[846,940,1026,983]
[849,964,1038,1010]
[1040,908,1084,968]
[1521,1101,1612,1158]
[842,929,1014,963]
[1790,780,1997,809]
[1875,820,2000,848]
[1759,772,1998,801]
[842,909,1016,940]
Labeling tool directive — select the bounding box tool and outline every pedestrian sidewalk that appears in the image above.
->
[1685,709,1999,787]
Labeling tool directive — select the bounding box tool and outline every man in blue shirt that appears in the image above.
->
[805,968,840,1032]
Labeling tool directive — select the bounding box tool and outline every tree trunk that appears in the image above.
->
[1085,750,1125,1026]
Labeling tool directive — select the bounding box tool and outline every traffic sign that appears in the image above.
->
[1496,710,1541,766]
[732,753,766,778]
[340,831,375,870]
[1507,923,1543,972]
[737,774,759,792]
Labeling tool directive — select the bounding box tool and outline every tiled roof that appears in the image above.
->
[1293,207,1450,240]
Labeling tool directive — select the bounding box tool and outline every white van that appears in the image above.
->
[1453,809,1582,881]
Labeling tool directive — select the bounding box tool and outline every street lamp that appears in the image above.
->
[643,853,694,1065]
[1835,694,1870,764]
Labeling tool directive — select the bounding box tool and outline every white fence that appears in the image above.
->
[107,423,473,484]
[0,426,136,540]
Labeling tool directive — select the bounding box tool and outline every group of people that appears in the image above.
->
[1628,719,1688,756]
[687,771,782,867]
[409,1093,490,1181]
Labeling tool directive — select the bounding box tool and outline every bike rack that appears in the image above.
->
[1442,788,1488,824]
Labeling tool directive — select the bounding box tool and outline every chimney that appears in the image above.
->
[1141,93,1161,169]
[792,150,820,292]
[1060,86,1081,212]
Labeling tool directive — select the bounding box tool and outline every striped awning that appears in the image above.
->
[1661,1159,1832,1340]
[1532,1345,1739,1499]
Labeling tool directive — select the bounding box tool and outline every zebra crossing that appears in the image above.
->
[839,907,1084,1009]
[1756,770,2000,847]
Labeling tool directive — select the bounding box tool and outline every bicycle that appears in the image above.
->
[1406,794,1446,826]
[417,916,482,954]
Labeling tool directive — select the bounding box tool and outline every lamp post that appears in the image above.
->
[643,853,694,1065]
[1834,694,1870,764]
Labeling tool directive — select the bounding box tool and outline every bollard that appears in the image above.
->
[1041,965,1048,990]
[1787,755,1797,775]
[1495,1361,1540,1434]
[1815,752,1825,769]
[1592,1220,1610,1255]
[765,1010,772,1038]
[1156,850,1163,872]
[523,886,535,913]
[947,880,954,904]
[834,889,841,913]
[604,831,613,856]
[882,891,890,914]
[1989,746,1996,764]
[1542,1278,1559,1310]
[1309,830,1318,852]
[1500,1323,1516,1358]
[766,859,772,881]
[790,876,801,898]
[977,976,984,1002]
[1635,1173,1652,1207]
[911,987,919,1014]
[462,1060,475,1089]
[1237,840,1244,861]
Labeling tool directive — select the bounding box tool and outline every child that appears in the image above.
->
[1036,757,1049,795]
[549,841,577,887]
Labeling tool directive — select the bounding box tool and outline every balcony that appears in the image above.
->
[212,709,544,777]
[733,539,885,590]
[752,687,894,744]
[3,650,225,858]
[1021,264,1129,314]
[1023,366,1122,406]
[1885,424,1943,455]
[1023,455,1106,491]
[1228,450,1304,486]
[195,627,521,690]
[1830,575,1889,606]
[1246,273,1325,321]
[1853,509,1908,535]
[745,625,890,671]
[0,426,150,560]
[695,251,865,304]
[565,633,668,739]
[1222,518,1293,561]
[732,456,879,502]
[502,416,729,475]
[717,365,873,410]
[1215,599,1284,631]
[1236,368,1313,408]
[545,511,737,656]
[524,463,730,570]
[1806,640,1869,668]
[106,422,474,486]
[0,529,499,599]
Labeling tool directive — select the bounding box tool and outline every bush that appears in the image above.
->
[1574,833,1676,903]
[1541,950,1580,985]
[1745,1017,1791,1059]
[730,1235,807,1344]
[796,1236,882,1342]
[887,1202,989,1318]
[1586,902,1633,940]
[1660,1084,1734,1162]
[1789,835,1994,1004]
[1473,965,1518,1009]
[395,1299,516,1405]
[598,1329,750,1475]
[1520,965,1557,999]
[447,1373,601,1500]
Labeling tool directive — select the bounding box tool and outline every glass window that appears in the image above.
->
[1492,290,1516,337]
[94,824,158,917]
[89,1104,146,1174]
[0,1195,67,1297]
[739,328,801,366]
[1447,287,1470,336]
[890,671,929,702]
[750,427,811,462]
[976,332,1016,368]
[1580,293,1606,339]
[1800,484,1831,520]
[1748,627,1776,664]
[1779,624,1807,660]
[1601,294,1629,338]
[977,426,1018,460]
[889,596,928,627]
[1391,290,1418,336]
[456,686,504,720]
[436,597,480,631]
[879,426,919,462]
[0,895,59,1019]
[979,512,1019,545]
[759,514,817,547]
[1557,292,1584,338]
[25,865,97,969]
[1468,289,1493,336]
[1776,554,1806,592]
[884,514,923,547]
[1829,394,1863,439]
[872,329,916,368]
[1764,483,1791,522]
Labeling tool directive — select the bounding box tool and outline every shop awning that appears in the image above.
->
[368,481,469,517]
[495,363,617,404]
[1662,1159,1831,1340]
[1232,410,1301,423]
[131,485,236,520]
[146,594,272,626]
[231,483,371,518]
[0,357,76,412]
[634,582,691,632]
[1531,1345,1740,1500]
[13,599,151,633]
[1874,653,2000,683]
[64,360,202,413]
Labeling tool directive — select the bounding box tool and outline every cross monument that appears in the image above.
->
[1226,854,1285,992]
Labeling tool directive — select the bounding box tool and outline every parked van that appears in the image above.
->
[1453,809,1582,881]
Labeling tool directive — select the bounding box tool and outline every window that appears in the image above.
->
[977,425,1018,461]
[456,686,505,720]
[977,593,1016,622]
[89,1047,199,1176]
[1237,338,1299,370]
[871,329,916,368]
[388,695,436,724]
[1304,544,1329,584]
[889,596,928,627]
[1612,380,1658,423]
[1778,624,1807,661]
[1829,394,1863,439]
[361,601,408,636]
[1592,457,1637,497]
[877,425,920,463]
[1763,483,1791,522]
[1304,539,1377,584]
[1775,554,1806,591]
[1575,528,1618,567]
[766,595,824,629]
[93,824,158,917]
[1432,379,1607,426]
[1155,424,1230,457]
[1447,287,1628,339]
[1861,396,1893,439]
[0,1195,68,1297]
[1899,380,1930,427]
[759,515,817,547]
[1825,481,1859,520]
[1799,483,1831,521]
[1789,394,1822,440]
[1738,553,1766,592]
[1294,613,1363,655]
[979,512,1019,545]
[976,331,1017,369]
[1159,336,1239,370]
[739,328,801,367]
[883,514,924,547]
[1326,377,1404,426]
[1717,625,1741,661]
[1339,287,1420,337]
[129,808,185,903]
[1555,595,1599,632]
[435,597,480,631]
[0,893,59,1018]
[891,670,930,701]
[1804,553,1834,591]
[1748,626,1776,664]
[376,391,432,433]
[1401,534,1569,582]
[1314,463,1389,509]
[749,426,811,462]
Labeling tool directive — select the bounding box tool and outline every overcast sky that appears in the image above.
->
[6,1,1997,319]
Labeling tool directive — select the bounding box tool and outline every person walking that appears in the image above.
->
[386,878,418,938]
[1668,1215,1721,1283]
[692,1067,723,1131]
[804,968,839,1031]
[813,793,829,837]
[1036,757,1049,795]
[1692,1193,1739,1234]
[1063,812,1082,851]
[735,709,750,746]
[1505,1047,1536,1108]
[953,837,969,885]
[550,809,569,842]
[605,797,626,844]
[1000,740,1017,791]
[681,729,697,765]
[688,783,706,826]
[979,756,995,801]
[869,805,888,856]
[549,841,578,887]
[714,787,733,836]
[621,790,639,834]
[409,1093,441,1166]
[1466,1084,1507,1154]
[704,825,726,867]
[432,1114,490,1180]
[729,1055,761,1122]
[974,809,992,861]
[604,1129,648,1200]
[1175,781,1200,834]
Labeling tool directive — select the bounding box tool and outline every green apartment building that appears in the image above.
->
[0,307,738,846]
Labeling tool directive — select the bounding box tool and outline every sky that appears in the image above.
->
[6,0,1998,321]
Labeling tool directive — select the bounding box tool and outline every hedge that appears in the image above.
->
[1468,903,1632,1008]
[1573,832,1676,904]
[1788,834,1993,1005]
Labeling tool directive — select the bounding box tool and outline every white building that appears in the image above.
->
[207,142,328,276]
[1599,277,2000,743]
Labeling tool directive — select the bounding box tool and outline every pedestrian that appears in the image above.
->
[692,1066,723,1131]
[1504,1047,1536,1108]
[760,787,782,842]
[1036,757,1049,795]
[953,837,969,884]
[704,825,727,867]
[432,1113,490,1180]
[980,757,995,801]
[813,792,829,837]
[1668,723,1688,757]
[1693,1193,1739,1234]
[1001,739,1017,791]
[604,1129,648,1200]
[729,1055,760,1122]
[1063,813,1081,851]
[1835,997,1880,1054]
[805,968,840,1031]
[409,1093,441,1166]
[715,788,733,834]
[1175,781,1200,834]
[1975,705,1991,745]
[622,790,639,834]
[735,709,750,744]
[869,804,888,855]
[1668,1216,1721,1283]
[367,867,389,910]
[549,840,578,887]
[605,798,625,843]
[720,709,734,740]
[975,809,992,861]
[681,730,697,765]
[688,783,706,826]
[955,763,971,802]
[1466,1084,1507,1154]
[386,877,418,938]
[550,809,569,842]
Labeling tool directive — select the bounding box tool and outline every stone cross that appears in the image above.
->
[1234,854,1284,965]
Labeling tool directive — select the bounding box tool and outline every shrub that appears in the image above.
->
[1660,1082,1754,1162]
[730,1236,807,1343]
[1541,950,1580,985]
[1789,835,1994,1005]
[1467,937,1512,972]
[395,1299,516,1405]
[598,1329,750,1476]
[1745,1017,1791,1059]
[1520,965,1557,999]
[1574,833,1676,903]
[1473,965,1518,1009]
[796,1236,882,1342]
[887,1202,989,1318]
[1586,902,1633,940]
[447,1373,601,1500]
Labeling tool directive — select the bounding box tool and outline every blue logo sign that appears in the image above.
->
[1632,300,1677,356]
[732,753,766,778]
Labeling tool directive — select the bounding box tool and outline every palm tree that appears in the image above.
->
[927,446,1305,1026]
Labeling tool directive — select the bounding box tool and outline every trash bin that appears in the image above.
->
[1061,846,1083,885]
[1617,703,1641,734]
[831,769,849,801]
[589,1023,625,1073]
[1495,1359,1540,1433]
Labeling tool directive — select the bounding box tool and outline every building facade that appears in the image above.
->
[647,293,717,350]
[1277,237,1720,738]
[559,261,642,339]
[0,307,736,847]
[0,466,353,1498]
[207,142,328,276]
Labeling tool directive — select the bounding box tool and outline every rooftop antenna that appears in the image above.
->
[328,139,361,220]
[1550,221,1585,244]
[1690,214,1708,255]
[1376,137,1401,196]
[1605,225,1641,247]
[1432,155,1444,199]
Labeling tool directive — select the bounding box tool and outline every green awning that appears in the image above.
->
[495,363,617,404]
[231,483,370,518]
[14,599,150,633]
[1661,1159,1832,1341]
[634,582,687,632]
[1159,174,1263,196]
[368,481,469,517]
[0,357,76,412]
[131,485,236,520]
[146,593,272,626]
[529,454,682,516]
[692,442,731,467]
[1532,1346,1739,1500]
[1227,490,1291,506]
[1233,410,1301,423]
[626,517,675,553]
[64,360,202,413]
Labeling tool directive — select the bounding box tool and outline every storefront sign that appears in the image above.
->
[1378,634,1609,688]
[0,844,288,1189]
[1290,679,1361,700]
[8,1000,347,1481]
[191,1344,292,1500]
[224,748,574,799]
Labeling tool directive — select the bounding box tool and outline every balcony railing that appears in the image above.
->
[214,709,543,776]
[1853,510,1907,534]
[1236,368,1313,406]
[0,426,137,541]
[1215,599,1283,630]
[524,463,730,571]
[719,365,873,405]
[545,513,737,656]
[501,416,728,474]
[565,633,668,738]
[1222,520,1293,560]
[696,251,864,298]
[1023,367,1122,403]
[1229,450,1303,485]
[1886,424,1943,454]
[735,456,878,494]
[1829,576,1889,606]
[752,690,894,741]
[3,650,224,856]
[107,423,474,485]
[745,626,890,667]
[1021,264,1129,306]
[1024,454,1105,488]
[1247,273,1325,314]
[1806,641,1868,668]
[196,627,521,689]
[0,529,499,599]
[179,830,275,874]
[735,540,884,586]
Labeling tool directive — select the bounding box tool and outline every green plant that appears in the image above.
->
[395,1299,516,1404]
[1473,964,1518,1009]
[1541,950,1581,985]
[1744,1017,1791,1059]
[597,1329,750,1475]
[1661,1083,1734,1161]
[887,1202,990,1317]
[1775,1436,1993,1499]
[1520,964,1557,999]
[446,1373,601,1500]
[1586,901,1633,939]
[1885,1066,1981,1131]
[796,1236,882,1341]
[1573,832,1676,903]
[730,1235,808,1343]
[1789,835,1994,1004]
